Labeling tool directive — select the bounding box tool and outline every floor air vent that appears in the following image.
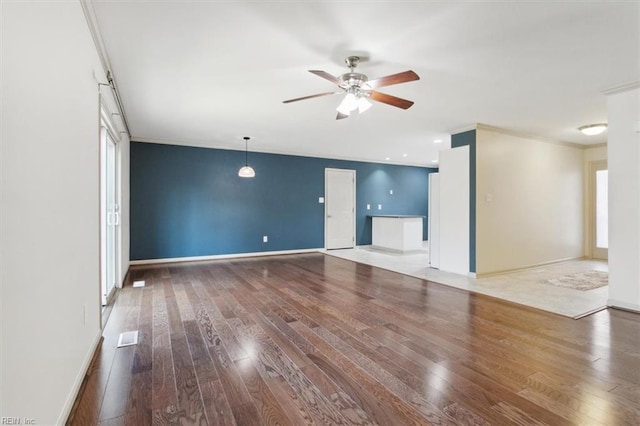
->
[133,280,145,288]
[117,331,139,348]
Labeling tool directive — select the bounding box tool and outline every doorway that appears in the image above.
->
[100,112,120,306]
[325,168,355,249]
[591,161,608,260]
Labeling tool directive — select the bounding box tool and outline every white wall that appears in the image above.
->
[439,146,470,275]
[607,86,640,312]
[475,127,584,275]
[1,2,109,423]
[428,173,440,268]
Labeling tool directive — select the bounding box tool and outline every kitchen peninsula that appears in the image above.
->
[369,215,425,252]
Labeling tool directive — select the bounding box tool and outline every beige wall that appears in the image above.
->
[475,127,584,275]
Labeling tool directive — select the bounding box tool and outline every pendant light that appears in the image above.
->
[238,136,255,178]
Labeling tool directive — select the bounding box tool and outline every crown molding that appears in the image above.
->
[475,123,587,149]
[585,142,607,149]
[81,0,131,136]
[450,123,588,149]
[131,137,436,168]
[449,124,477,135]
[601,81,640,96]
[80,0,111,79]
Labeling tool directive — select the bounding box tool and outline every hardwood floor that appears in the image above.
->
[68,253,640,425]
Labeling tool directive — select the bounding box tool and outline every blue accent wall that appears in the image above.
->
[130,142,437,260]
[451,130,476,273]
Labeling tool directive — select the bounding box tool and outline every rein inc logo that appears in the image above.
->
[1,418,35,425]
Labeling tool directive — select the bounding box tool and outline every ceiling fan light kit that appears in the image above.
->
[284,56,420,120]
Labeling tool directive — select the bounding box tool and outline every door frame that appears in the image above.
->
[100,102,121,307]
[324,168,356,249]
[589,160,608,260]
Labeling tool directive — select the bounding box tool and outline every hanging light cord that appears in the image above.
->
[244,137,250,166]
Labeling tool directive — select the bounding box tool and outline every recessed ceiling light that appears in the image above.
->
[434,139,443,143]
[431,159,439,163]
[385,157,391,161]
[402,153,408,157]
[579,123,607,136]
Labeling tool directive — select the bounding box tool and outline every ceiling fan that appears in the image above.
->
[283,56,420,120]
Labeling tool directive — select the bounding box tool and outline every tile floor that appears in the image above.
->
[324,245,608,319]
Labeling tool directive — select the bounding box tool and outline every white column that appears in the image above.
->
[606,84,640,312]
[439,146,470,275]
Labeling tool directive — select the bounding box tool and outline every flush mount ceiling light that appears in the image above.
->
[238,136,255,178]
[579,123,607,136]
[283,56,419,120]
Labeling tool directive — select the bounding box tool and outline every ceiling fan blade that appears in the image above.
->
[309,70,341,85]
[283,91,338,103]
[369,91,415,110]
[365,70,420,89]
[336,112,349,120]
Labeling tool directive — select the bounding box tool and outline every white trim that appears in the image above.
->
[100,103,121,144]
[129,248,323,266]
[475,256,585,278]
[131,137,433,168]
[601,81,640,96]
[476,123,585,149]
[58,329,102,425]
[80,0,112,80]
[450,123,591,149]
[607,299,640,313]
[586,143,608,149]
[449,124,477,135]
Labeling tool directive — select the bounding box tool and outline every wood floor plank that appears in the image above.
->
[199,379,237,426]
[70,253,640,425]
[291,321,454,425]
[234,357,295,426]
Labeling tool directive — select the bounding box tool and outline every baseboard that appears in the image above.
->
[120,265,131,287]
[58,329,103,425]
[607,299,640,313]
[129,248,323,266]
[475,256,586,278]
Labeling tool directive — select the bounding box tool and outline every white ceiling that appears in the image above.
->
[92,1,639,167]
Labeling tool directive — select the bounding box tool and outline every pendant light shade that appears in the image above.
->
[238,165,255,178]
[238,136,255,178]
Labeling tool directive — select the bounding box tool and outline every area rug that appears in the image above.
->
[543,270,608,291]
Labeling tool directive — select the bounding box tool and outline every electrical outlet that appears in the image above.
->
[378,204,382,210]
[389,189,393,195]
[366,204,370,210]
[263,235,268,243]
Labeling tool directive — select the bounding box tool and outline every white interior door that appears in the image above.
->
[592,162,608,260]
[428,173,440,268]
[101,127,119,305]
[325,168,355,249]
